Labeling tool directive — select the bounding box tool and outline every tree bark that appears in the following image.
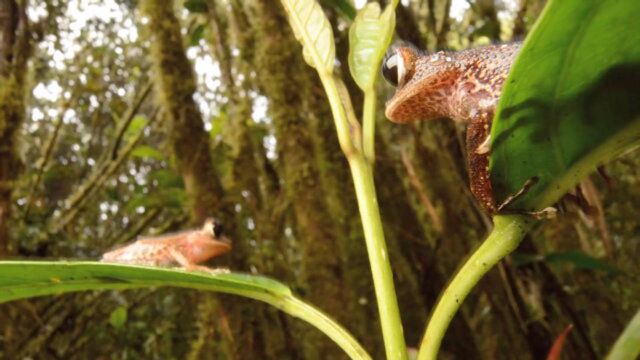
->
[252,1,355,358]
[140,1,243,359]
[140,0,223,225]
[0,0,30,255]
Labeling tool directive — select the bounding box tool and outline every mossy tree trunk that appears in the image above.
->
[207,1,297,358]
[251,1,361,358]
[140,0,223,225]
[140,1,243,358]
[0,0,30,255]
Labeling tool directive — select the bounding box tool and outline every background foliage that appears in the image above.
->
[1,0,639,359]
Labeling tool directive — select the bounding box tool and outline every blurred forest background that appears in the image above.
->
[1,0,639,359]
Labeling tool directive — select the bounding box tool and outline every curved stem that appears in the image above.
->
[417,215,533,360]
[283,296,373,360]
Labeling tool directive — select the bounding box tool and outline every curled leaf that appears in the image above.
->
[348,3,395,90]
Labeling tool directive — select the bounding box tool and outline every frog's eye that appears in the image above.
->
[212,220,224,238]
[382,49,407,87]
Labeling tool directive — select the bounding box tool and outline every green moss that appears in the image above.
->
[0,73,26,255]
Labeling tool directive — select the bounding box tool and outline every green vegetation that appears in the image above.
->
[1,0,639,359]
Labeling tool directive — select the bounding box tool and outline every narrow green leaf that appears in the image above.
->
[190,24,206,46]
[148,169,184,188]
[184,0,208,13]
[125,188,186,211]
[544,250,618,274]
[131,145,164,160]
[161,188,187,208]
[348,3,395,90]
[490,0,640,211]
[510,252,543,266]
[0,261,371,360]
[124,115,148,139]
[513,250,618,274]
[125,193,154,211]
[279,0,336,73]
[209,111,226,139]
[607,308,640,360]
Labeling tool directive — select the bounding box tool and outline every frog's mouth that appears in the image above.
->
[216,235,232,248]
[384,92,422,123]
[385,79,451,124]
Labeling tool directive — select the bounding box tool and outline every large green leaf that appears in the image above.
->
[280,0,336,73]
[490,0,640,211]
[0,261,371,360]
[348,3,395,90]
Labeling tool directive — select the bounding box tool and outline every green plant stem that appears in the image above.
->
[362,89,376,163]
[607,308,640,360]
[417,215,533,360]
[284,296,372,360]
[317,49,406,360]
[349,156,408,360]
[318,72,406,359]
[320,74,356,156]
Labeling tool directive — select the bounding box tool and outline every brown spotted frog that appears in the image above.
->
[383,43,522,213]
[101,218,231,271]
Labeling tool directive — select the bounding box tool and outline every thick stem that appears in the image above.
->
[417,215,533,360]
[301,20,405,359]
[349,156,408,360]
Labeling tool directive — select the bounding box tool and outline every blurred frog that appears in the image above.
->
[101,218,231,272]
